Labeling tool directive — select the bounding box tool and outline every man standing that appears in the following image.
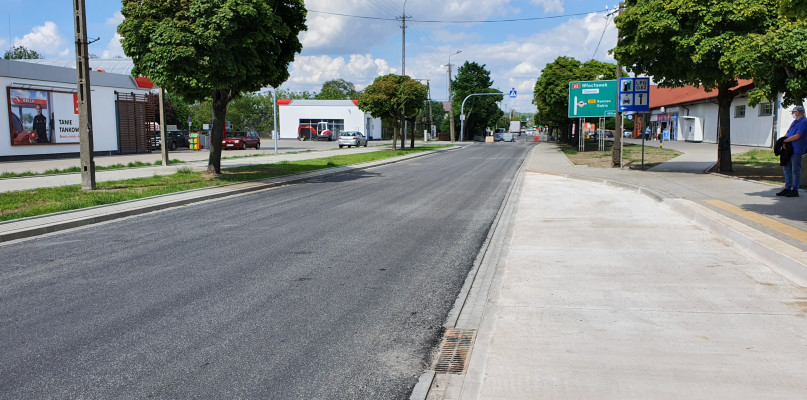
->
[778,105,807,197]
[32,104,49,143]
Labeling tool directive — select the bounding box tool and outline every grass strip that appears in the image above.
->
[0,146,447,222]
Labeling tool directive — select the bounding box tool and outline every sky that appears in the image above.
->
[0,0,620,113]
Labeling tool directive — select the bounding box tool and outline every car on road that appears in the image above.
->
[223,131,261,150]
[493,128,505,142]
[150,130,190,151]
[501,132,515,142]
[337,131,367,148]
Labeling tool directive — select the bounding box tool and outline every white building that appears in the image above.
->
[277,99,382,140]
[647,80,803,147]
[1,59,154,160]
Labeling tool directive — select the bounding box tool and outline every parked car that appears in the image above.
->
[222,131,261,150]
[337,131,367,148]
[149,130,190,150]
[623,131,633,138]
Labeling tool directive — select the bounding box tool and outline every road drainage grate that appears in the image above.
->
[433,329,476,374]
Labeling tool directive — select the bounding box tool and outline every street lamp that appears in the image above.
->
[447,50,461,142]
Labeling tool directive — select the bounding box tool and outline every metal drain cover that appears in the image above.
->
[433,329,476,374]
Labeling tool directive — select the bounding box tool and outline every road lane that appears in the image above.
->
[0,142,532,399]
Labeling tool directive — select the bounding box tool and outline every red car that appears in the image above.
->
[222,131,261,150]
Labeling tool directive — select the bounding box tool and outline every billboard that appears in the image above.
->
[7,87,80,146]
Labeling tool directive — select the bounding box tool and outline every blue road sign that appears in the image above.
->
[509,88,517,98]
[618,77,650,112]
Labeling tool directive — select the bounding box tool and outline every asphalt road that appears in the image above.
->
[0,142,532,399]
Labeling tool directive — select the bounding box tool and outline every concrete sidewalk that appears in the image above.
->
[423,142,807,399]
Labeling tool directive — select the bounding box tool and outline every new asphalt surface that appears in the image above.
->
[3,138,807,399]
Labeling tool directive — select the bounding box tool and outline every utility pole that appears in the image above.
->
[399,1,410,150]
[73,0,95,190]
[158,87,168,165]
[447,50,461,143]
[613,2,625,168]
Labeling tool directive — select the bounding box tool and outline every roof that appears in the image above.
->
[277,99,359,106]
[18,58,136,76]
[0,58,152,90]
[649,79,754,108]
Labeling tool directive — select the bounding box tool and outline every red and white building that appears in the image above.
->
[646,80,802,147]
[276,99,382,140]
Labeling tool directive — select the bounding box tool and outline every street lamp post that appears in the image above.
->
[271,88,278,155]
[459,92,503,142]
[447,50,461,143]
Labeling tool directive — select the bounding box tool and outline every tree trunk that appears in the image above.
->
[716,82,735,173]
[410,117,415,148]
[207,89,231,175]
[391,121,398,151]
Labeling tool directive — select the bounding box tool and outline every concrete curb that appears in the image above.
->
[409,144,529,400]
[0,147,457,243]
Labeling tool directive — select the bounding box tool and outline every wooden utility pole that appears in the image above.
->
[73,0,96,190]
[159,87,168,165]
[613,2,625,168]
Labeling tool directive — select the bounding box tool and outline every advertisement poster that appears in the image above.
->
[7,87,80,146]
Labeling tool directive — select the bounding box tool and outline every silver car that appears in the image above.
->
[337,131,367,148]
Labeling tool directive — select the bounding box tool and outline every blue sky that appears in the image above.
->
[1,1,619,112]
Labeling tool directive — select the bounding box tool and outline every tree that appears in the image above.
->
[3,46,42,60]
[613,0,777,172]
[532,57,619,142]
[357,74,427,150]
[316,79,358,100]
[729,4,807,109]
[226,92,275,133]
[452,62,502,140]
[119,0,306,174]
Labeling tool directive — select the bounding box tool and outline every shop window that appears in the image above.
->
[734,105,746,118]
[758,102,772,116]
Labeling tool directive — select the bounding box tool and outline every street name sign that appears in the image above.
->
[568,80,617,118]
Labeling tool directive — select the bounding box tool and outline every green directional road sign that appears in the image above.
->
[567,80,617,118]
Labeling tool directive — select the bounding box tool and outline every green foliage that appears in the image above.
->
[226,92,275,132]
[452,61,503,139]
[730,16,807,107]
[613,0,778,172]
[780,0,807,19]
[357,74,428,147]
[3,45,42,60]
[316,79,359,100]
[118,0,307,173]
[532,57,620,132]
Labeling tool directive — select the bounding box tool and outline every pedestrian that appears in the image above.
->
[777,105,807,197]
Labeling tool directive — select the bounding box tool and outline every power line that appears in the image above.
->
[307,9,611,24]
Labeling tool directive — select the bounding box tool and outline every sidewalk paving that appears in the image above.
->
[424,141,807,399]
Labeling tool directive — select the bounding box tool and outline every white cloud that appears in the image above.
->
[530,0,564,13]
[106,11,124,27]
[13,21,70,58]
[287,53,396,92]
[102,33,125,58]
